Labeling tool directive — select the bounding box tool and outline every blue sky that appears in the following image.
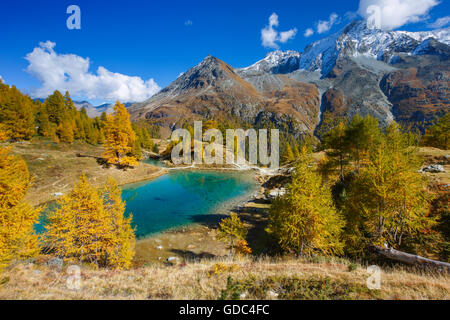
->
[0,0,449,104]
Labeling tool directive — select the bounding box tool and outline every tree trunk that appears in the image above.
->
[370,246,450,270]
[229,239,233,258]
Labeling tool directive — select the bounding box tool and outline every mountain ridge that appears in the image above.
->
[129,19,450,138]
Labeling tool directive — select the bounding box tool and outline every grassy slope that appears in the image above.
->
[8,138,167,206]
[0,257,448,300]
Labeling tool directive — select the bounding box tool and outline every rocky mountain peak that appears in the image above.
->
[238,50,301,76]
[412,37,450,57]
[151,55,241,99]
[197,55,222,67]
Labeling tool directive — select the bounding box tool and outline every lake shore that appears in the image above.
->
[133,175,269,266]
[9,139,169,206]
[134,200,271,266]
[28,162,169,206]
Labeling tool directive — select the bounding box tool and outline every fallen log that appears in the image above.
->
[370,246,450,271]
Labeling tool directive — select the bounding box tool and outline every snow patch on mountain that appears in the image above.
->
[399,28,450,45]
[239,50,301,76]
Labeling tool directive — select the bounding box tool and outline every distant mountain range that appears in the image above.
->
[35,99,116,118]
[71,101,114,118]
[124,20,448,137]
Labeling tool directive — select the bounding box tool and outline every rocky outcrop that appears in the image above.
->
[321,88,346,114]
[238,50,301,76]
[318,57,394,128]
[419,164,446,173]
[380,53,450,129]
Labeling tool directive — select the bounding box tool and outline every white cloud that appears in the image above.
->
[428,16,450,28]
[303,13,339,37]
[261,13,297,49]
[25,41,160,102]
[304,28,314,37]
[279,29,297,42]
[317,13,339,34]
[358,0,440,30]
[185,20,193,26]
[0,75,3,82]
[344,11,359,21]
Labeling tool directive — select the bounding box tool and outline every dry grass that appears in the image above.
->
[0,256,448,300]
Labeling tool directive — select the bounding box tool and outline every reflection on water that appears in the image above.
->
[121,170,257,238]
[143,158,167,167]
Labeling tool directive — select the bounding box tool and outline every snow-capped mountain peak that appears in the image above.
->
[241,19,450,77]
[239,50,301,75]
[300,19,450,76]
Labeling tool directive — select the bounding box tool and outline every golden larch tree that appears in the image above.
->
[217,213,249,257]
[57,120,75,143]
[282,143,295,164]
[101,177,136,269]
[45,175,135,269]
[344,123,434,251]
[0,82,36,141]
[422,113,449,150]
[0,129,41,270]
[267,150,344,256]
[102,102,138,167]
[45,175,112,266]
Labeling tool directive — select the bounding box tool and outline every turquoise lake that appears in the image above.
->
[121,170,258,238]
[37,170,258,238]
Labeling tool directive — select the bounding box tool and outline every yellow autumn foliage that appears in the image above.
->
[234,240,252,256]
[267,151,344,257]
[217,213,248,257]
[102,102,138,167]
[44,175,135,269]
[0,132,41,270]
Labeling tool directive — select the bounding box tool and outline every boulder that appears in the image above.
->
[268,188,286,198]
[419,165,446,173]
